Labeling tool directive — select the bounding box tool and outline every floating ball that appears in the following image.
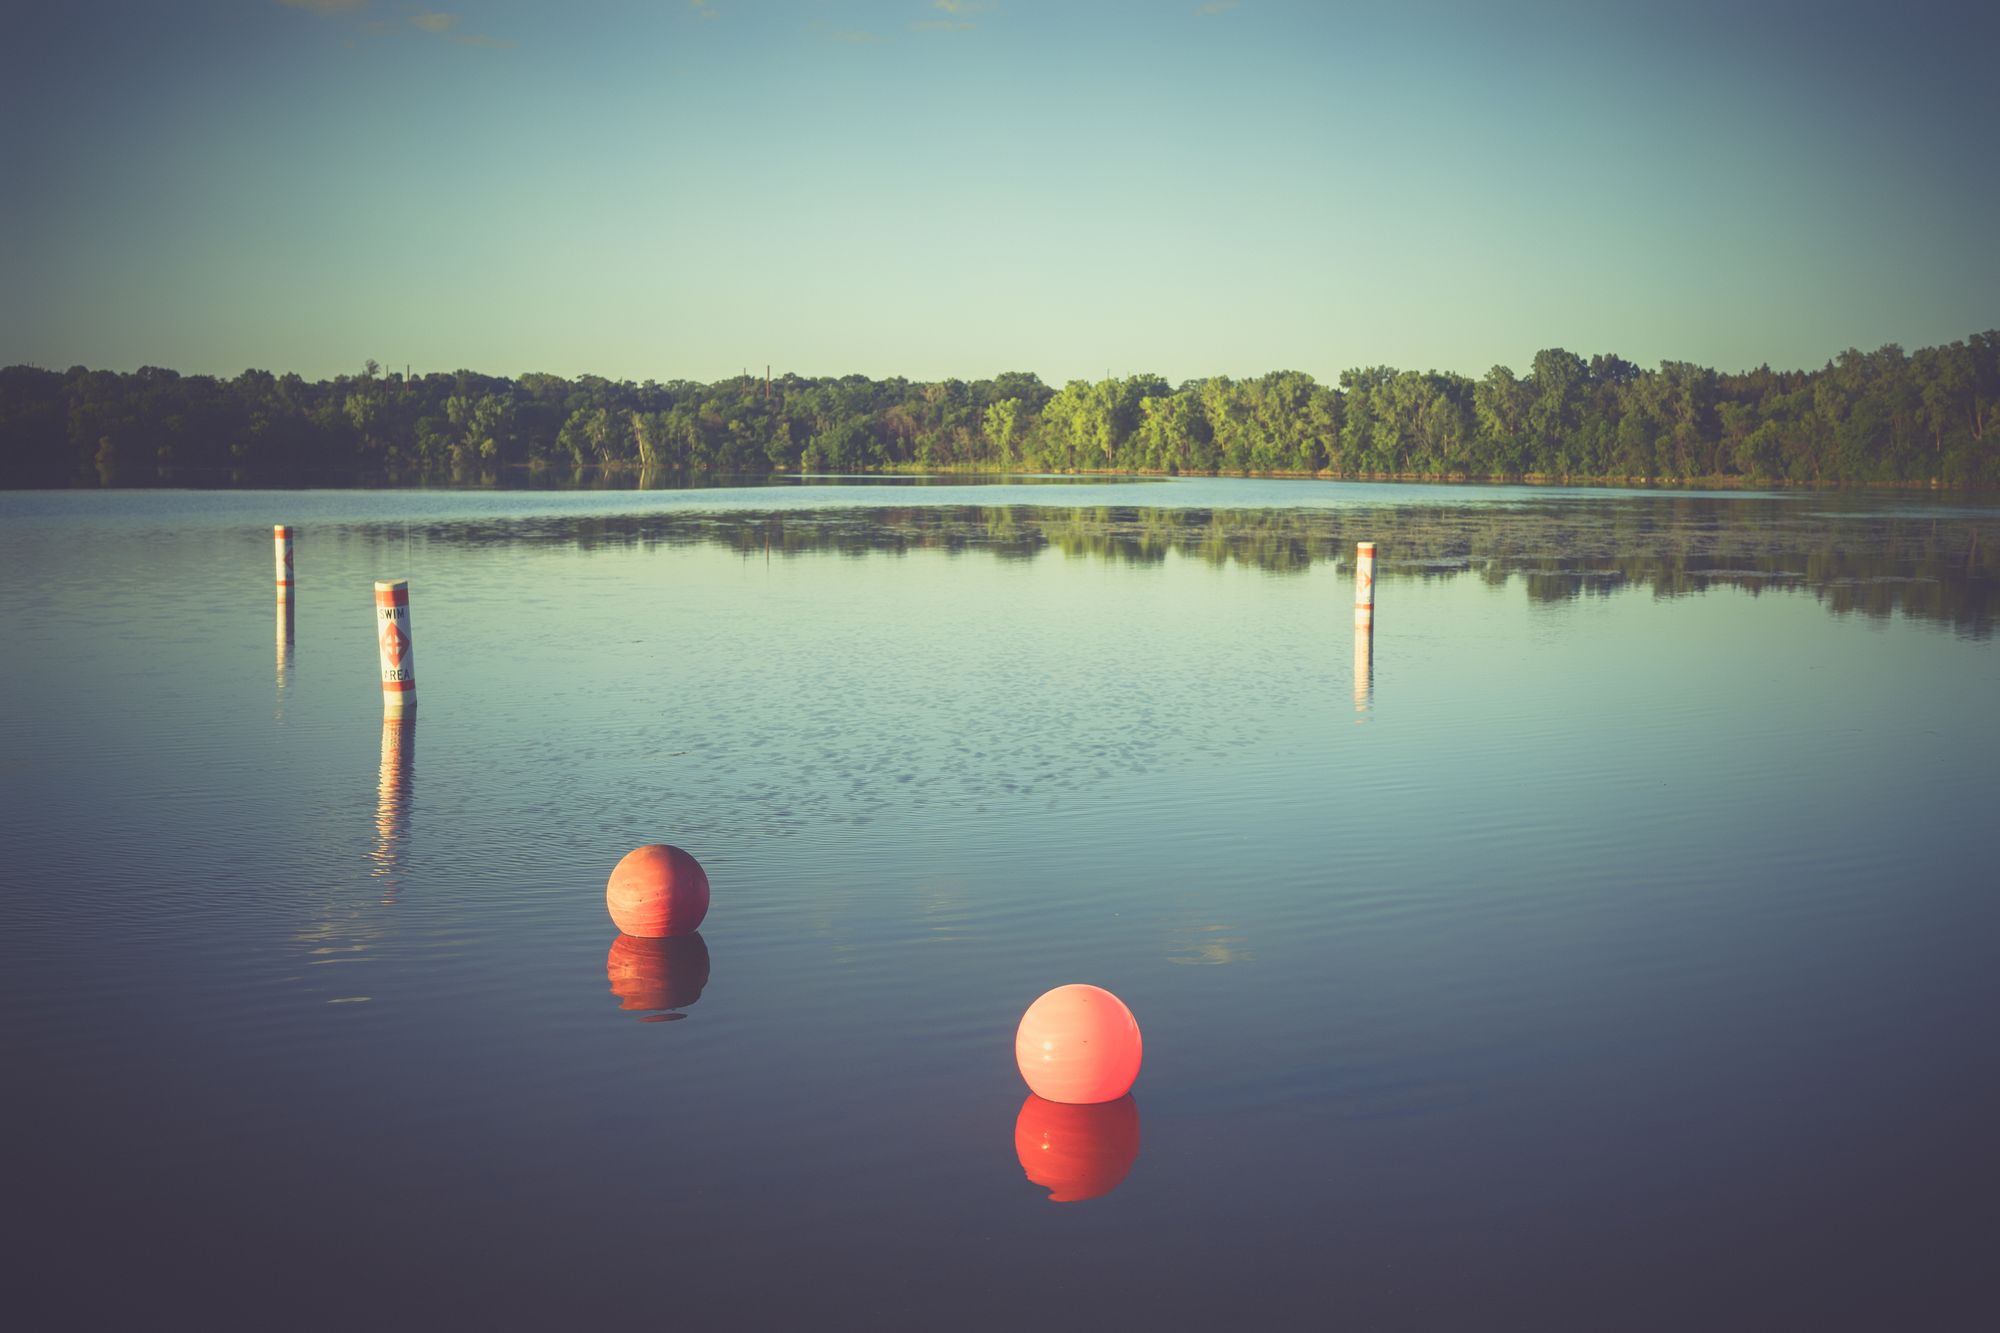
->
[606,933,711,1016]
[1014,1093,1141,1203]
[1014,983,1143,1104]
[606,844,710,938]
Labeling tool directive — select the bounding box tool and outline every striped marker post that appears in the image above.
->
[274,525,295,596]
[1354,541,1376,629]
[374,580,415,716]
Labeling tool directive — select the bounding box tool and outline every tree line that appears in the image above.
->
[2,332,1996,488]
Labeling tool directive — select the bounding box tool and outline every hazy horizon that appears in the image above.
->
[5,0,1995,385]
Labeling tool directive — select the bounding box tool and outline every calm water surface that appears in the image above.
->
[3,479,1995,1330]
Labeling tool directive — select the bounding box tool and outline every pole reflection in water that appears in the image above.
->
[606,933,711,1022]
[275,595,294,697]
[1354,623,1373,714]
[370,716,415,902]
[1013,1094,1141,1203]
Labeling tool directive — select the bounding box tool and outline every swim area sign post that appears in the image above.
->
[375,580,415,717]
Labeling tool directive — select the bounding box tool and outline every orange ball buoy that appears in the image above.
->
[606,933,711,1016]
[1014,1093,1141,1203]
[1014,983,1143,1104]
[606,844,710,937]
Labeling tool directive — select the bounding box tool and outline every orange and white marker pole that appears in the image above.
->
[374,580,415,716]
[1354,541,1376,629]
[274,525,295,596]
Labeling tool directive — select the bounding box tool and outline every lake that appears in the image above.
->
[3,477,1995,1330]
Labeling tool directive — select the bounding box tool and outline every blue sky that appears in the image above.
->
[3,0,1994,384]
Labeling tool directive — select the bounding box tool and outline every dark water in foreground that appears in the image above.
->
[2,479,1995,1330]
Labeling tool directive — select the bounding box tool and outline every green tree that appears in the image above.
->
[983,399,1026,467]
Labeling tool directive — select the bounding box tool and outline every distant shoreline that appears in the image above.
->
[7,332,1996,490]
[865,463,1979,491]
[9,463,1988,494]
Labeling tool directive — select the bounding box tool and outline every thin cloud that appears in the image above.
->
[827,29,886,44]
[914,1,980,33]
[685,0,720,18]
[270,1,507,49]
[405,11,512,47]
[1197,1,1241,14]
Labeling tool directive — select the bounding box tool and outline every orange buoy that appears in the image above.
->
[606,933,710,1015]
[1014,983,1143,1104]
[1014,1093,1141,1203]
[374,579,415,718]
[606,844,710,937]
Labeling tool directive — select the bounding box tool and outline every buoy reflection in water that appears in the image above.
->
[370,716,415,899]
[606,932,711,1022]
[1013,1093,1141,1203]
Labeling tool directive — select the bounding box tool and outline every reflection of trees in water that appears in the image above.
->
[394,498,1997,636]
[1165,922,1254,967]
